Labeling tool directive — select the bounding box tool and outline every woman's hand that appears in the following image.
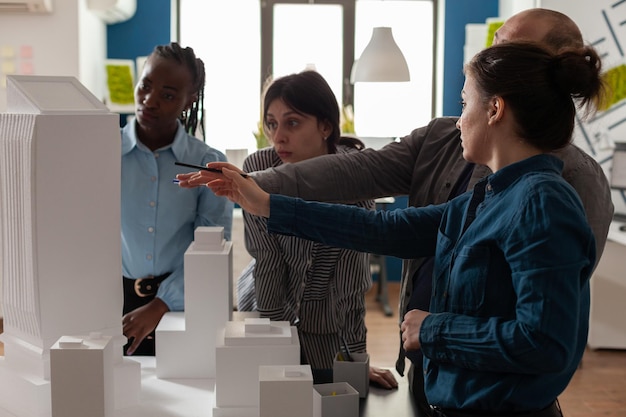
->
[369,366,399,389]
[184,162,271,218]
[175,169,222,188]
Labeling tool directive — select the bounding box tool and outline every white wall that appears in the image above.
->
[0,0,107,317]
[0,0,107,112]
[498,0,538,19]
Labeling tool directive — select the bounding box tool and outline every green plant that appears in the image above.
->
[341,104,355,135]
[253,120,269,149]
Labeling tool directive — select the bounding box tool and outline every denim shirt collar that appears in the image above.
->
[484,154,564,194]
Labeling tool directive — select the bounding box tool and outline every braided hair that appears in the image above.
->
[151,42,206,138]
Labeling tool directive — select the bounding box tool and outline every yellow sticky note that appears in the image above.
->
[485,21,504,47]
[1,45,15,59]
[600,64,626,110]
[105,63,135,105]
[1,61,16,74]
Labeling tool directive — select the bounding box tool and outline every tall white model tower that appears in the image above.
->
[0,75,140,417]
[156,226,233,378]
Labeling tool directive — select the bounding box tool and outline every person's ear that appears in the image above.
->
[320,120,332,139]
[488,97,504,125]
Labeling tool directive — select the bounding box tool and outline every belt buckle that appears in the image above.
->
[134,276,157,298]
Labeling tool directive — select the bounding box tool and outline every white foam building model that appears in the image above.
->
[214,317,301,417]
[49,334,116,417]
[155,226,233,379]
[259,365,313,417]
[0,75,140,417]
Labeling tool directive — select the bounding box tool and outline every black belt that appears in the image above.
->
[123,273,171,298]
[430,400,562,417]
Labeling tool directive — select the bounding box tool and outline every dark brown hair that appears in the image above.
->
[466,42,605,151]
[262,70,363,153]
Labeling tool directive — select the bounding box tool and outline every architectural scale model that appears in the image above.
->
[213,317,300,417]
[50,334,116,417]
[0,75,140,417]
[155,226,233,378]
[259,364,313,417]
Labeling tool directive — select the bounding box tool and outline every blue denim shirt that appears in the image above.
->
[121,119,233,311]
[268,154,595,412]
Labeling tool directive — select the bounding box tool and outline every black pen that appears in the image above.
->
[175,161,249,178]
[341,336,354,362]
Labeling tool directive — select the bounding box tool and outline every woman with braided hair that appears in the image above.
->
[121,42,233,356]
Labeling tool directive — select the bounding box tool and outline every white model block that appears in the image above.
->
[259,365,313,417]
[214,321,300,413]
[226,317,292,345]
[50,334,115,417]
[156,226,233,379]
[0,75,140,416]
[245,317,271,333]
[313,382,359,417]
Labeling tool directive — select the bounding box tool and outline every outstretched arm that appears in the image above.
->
[183,161,271,217]
[252,118,461,202]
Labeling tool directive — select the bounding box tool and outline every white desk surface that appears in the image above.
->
[0,357,417,417]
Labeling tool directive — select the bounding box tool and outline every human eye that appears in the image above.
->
[459,100,466,111]
[162,93,175,101]
[287,118,300,128]
[266,120,277,132]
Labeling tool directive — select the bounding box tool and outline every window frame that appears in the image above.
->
[260,0,356,107]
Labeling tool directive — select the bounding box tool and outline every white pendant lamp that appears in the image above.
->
[350,27,410,83]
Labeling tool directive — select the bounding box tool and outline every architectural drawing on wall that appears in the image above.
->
[541,0,626,215]
[467,1,626,215]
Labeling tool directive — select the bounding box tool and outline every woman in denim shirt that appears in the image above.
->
[182,42,605,417]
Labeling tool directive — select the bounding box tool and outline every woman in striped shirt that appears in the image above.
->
[242,70,396,388]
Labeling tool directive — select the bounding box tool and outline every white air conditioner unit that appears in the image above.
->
[0,0,52,13]
[87,0,136,24]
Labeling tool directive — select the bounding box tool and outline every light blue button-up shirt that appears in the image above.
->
[121,119,233,311]
[267,154,595,412]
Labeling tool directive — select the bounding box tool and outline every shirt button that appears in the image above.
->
[151,176,157,182]
[148,227,154,233]
[301,282,306,288]
[486,183,492,191]
[154,153,160,158]
[149,201,156,207]
[146,254,153,260]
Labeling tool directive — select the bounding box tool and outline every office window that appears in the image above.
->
[353,1,433,138]
[271,3,344,106]
[179,0,261,153]
[179,0,433,153]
